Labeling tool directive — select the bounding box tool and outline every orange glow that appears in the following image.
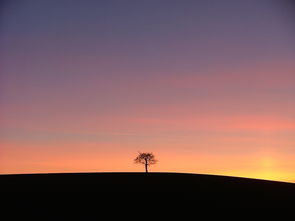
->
[1,1,295,185]
[1,141,295,182]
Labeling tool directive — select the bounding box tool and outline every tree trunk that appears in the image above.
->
[145,163,148,173]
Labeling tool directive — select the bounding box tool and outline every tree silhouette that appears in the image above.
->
[134,152,157,173]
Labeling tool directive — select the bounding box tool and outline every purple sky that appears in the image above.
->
[1,0,295,181]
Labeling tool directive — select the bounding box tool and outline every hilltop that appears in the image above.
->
[1,172,295,208]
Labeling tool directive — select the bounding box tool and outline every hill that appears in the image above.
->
[1,172,295,208]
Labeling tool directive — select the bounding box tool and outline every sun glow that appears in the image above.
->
[1,1,295,184]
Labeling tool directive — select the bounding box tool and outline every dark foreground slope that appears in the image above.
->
[1,172,294,193]
[1,172,295,208]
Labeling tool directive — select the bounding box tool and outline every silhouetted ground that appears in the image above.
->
[1,172,295,211]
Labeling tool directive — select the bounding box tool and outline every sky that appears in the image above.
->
[1,0,295,182]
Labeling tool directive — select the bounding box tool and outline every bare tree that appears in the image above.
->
[134,152,157,173]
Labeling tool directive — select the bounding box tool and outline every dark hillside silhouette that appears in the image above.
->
[1,172,295,208]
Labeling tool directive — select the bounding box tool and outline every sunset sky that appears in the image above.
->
[1,0,295,182]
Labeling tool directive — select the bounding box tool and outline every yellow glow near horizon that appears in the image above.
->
[1,142,295,183]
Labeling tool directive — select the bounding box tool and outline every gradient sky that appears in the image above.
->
[1,0,295,182]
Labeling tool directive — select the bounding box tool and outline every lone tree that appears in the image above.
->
[134,152,157,173]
